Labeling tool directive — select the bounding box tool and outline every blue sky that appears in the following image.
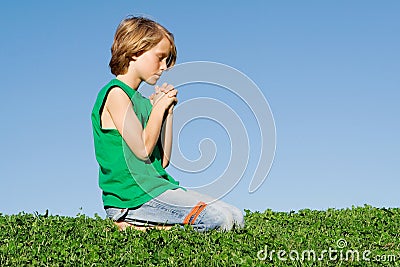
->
[0,1,399,217]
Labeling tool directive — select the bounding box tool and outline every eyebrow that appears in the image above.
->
[156,52,169,58]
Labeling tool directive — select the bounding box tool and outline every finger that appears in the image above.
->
[161,82,168,92]
[159,83,175,95]
[165,84,174,92]
[155,85,160,93]
[170,97,178,104]
[167,89,178,97]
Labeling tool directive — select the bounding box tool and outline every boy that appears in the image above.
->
[91,16,244,231]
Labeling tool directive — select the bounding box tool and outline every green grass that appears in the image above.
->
[1,205,399,266]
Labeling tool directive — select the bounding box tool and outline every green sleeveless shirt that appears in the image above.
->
[91,79,182,208]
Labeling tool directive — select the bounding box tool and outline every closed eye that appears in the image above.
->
[157,53,168,61]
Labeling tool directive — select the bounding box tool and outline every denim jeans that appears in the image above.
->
[105,188,244,232]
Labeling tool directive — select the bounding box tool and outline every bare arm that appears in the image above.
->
[105,87,176,161]
[150,83,177,168]
[160,110,174,168]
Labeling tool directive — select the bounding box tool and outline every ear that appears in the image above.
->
[131,51,144,61]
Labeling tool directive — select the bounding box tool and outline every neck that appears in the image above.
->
[116,73,142,90]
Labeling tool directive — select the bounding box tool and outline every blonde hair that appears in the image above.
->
[109,16,177,76]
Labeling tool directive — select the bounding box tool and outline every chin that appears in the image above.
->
[145,77,158,85]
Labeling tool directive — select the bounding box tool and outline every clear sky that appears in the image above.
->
[1,1,399,217]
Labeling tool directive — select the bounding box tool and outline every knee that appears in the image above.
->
[218,209,235,231]
[201,205,244,231]
[193,205,228,231]
[219,207,245,231]
[230,206,245,229]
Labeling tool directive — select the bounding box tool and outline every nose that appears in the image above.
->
[160,59,167,71]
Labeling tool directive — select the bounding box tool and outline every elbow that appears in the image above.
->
[134,150,151,162]
[136,142,153,161]
[137,154,150,162]
[162,158,170,168]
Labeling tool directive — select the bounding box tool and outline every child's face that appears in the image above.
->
[132,37,172,85]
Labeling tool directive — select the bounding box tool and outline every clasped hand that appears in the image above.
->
[149,83,178,114]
